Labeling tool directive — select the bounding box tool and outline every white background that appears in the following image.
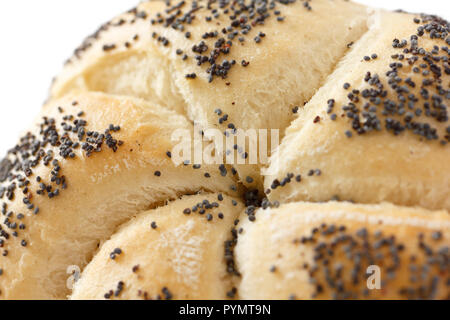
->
[0,0,448,155]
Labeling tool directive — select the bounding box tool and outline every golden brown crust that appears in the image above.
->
[235,201,450,300]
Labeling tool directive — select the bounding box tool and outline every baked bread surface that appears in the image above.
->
[0,0,448,299]
[0,92,239,299]
[71,193,244,300]
[265,10,450,211]
[51,0,370,189]
[236,201,449,300]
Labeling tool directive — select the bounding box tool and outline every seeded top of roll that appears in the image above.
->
[67,0,306,83]
[0,101,123,268]
[329,14,449,145]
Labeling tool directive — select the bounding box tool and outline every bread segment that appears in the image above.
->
[71,193,244,300]
[235,201,450,300]
[265,11,450,211]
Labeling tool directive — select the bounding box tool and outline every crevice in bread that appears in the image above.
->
[265,10,450,211]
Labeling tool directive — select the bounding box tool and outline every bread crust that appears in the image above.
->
[0,92,239,299]
[265,11,450,211]
[50,0,370,189]
[0,1,448,300]
[235,201,450,300]
[71,193,244,300]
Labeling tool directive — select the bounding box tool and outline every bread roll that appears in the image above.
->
[50,0,370,189]
[235,201,450,300]
[71,193,243,300]
[0,0,448,301]
[265,11,450,211]
[0,92,239,299]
